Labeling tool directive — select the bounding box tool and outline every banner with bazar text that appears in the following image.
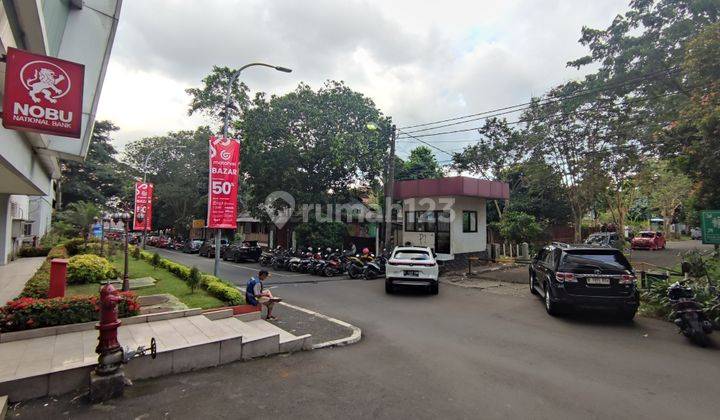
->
[133,181,153,231]
[207,136,240,229]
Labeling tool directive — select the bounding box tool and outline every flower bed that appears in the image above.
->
[0,292,140,332]
[19,245,69,299]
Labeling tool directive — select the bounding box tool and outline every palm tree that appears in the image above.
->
[58,201,101,249]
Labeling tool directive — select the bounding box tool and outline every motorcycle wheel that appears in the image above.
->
[689,318,710,347]
[324,267,335,277]
[364,269,376,280]
[348,266,358,279]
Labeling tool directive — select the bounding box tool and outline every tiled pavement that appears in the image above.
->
[0,257,45,305]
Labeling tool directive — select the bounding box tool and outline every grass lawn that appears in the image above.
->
[66,256,225,309]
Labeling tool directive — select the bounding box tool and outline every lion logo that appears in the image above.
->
[20,61,71,104]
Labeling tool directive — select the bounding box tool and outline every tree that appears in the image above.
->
[657,22,720,209]
[494,211,544,243]
[186,66,251,131]
[500,159,572,226]
[60,121,136,208]
[239,81,389,216]
[641,160,692,238]
[452,118,526,217]
[123,127,213,236]
[294,219,347,250]
[57,201,100,248]
[396,146,444,180]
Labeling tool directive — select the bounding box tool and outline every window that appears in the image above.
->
[462,211,477,232]
[404,211,416,232]
[23,223,32,236]
[393,250,431,260]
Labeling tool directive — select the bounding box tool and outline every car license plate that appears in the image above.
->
[586,277,610,285]
[404,270,420,277]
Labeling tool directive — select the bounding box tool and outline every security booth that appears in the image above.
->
[393,177,510,264]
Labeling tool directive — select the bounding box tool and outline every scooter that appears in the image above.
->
[363,254,387,280]
[668,281,714,347]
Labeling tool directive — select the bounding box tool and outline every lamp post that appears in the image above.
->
[112,211,132,291]
[212,62,292,277]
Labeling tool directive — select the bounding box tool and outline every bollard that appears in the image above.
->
[49,258,68,298]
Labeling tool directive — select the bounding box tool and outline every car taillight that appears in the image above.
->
[619,274,636,284]
[555,272,577,282]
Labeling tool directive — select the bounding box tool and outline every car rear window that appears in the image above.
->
[560,251,631,270]
[393,250,430,260]
[640,232,654,238]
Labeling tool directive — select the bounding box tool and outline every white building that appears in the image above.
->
[394,177,510,264]
[0,1,122,264]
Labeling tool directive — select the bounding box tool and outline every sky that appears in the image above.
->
[96,0,630,160]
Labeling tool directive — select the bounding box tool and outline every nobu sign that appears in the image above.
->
[2,47,84,138]
[207,136,240,229]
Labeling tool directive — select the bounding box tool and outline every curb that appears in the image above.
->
[277,302,362,349]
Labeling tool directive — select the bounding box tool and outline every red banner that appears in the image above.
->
[207,136,240,229]
[133,181,153,231]
[2,47,84,138]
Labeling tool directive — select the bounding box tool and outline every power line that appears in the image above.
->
[397,85,690,140]
[398,67,681,133]
[395,127,455,157]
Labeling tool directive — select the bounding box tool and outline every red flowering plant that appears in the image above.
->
[0,292,140,332]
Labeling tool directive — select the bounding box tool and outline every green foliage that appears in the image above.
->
[151,252,161,268]
[19,245,69,299]
[60,121,136,207]
[131,246,141,260]
[17,247,50,258]
[294,220,347,249]
[240,81,388,215]
[186,66,250,128]
[494,211,544,243]
[452,118,525,180]
[67,254,119,284]
[57,203,100,246]
[200,275,244,305]
[188,266,201,293]
[639,160,692,237]
[0,292,140,332]
[396,146,444,180]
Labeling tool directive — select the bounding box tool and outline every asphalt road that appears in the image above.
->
[13,242,720,419]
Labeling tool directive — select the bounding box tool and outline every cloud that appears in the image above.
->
[97,0,629,157]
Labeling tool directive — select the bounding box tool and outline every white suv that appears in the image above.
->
[385,246,439,294]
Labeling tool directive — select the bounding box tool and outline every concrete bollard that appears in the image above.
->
[49,258,68,298]
[520,242,530,260]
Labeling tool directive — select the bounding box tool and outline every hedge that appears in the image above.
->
[67,254,119,284]
[18,245,69,299]
[18,246,50,258]
[0,292,140,332]
[134,247,244,305]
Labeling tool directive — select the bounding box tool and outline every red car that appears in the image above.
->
[631,231,666,250]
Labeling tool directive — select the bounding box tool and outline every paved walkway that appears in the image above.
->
[0,257,44,305]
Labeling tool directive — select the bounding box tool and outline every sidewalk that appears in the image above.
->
[0,257,44,305]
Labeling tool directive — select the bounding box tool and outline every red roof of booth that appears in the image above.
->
[393,176,509,200]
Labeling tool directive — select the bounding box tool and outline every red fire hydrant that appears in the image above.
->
[95,282,123,375]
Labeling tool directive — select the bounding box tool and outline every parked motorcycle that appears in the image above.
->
[668,281,714,347]
[363,254,387,280]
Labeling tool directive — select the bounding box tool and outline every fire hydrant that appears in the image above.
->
[89,282,156,402]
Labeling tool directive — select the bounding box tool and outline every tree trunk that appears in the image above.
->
[493,200,503,219]
[574,214,583,243]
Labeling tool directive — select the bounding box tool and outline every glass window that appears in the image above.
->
[437,211,451,232]
[462,211,477,233]
[560,251,632,270]
[393,250,430,260]
[418,211,435,232]
[23,223,32,236]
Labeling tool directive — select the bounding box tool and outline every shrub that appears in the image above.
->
[151,252,161,268]
[63,237,87,255]
[67,254,119,284]
[18,246,50,258]
[131,246,141,260]
[188,266,201,293]
[201,274,244,305]
[0,292,140,332]
[19,245,69,299]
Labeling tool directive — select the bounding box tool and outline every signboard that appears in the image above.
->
[207,136,240,229]
[2,47,84,138]
[133,181,154,231]
[700,210,720,245]
[92,223,102,238]
[192,219,205,229]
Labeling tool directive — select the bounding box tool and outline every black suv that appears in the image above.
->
[529,243,639,319]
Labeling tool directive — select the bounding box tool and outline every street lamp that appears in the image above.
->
[211,62,292,277]
[112,211,132,291]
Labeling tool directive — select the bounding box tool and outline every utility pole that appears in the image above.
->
[384,124,397,254]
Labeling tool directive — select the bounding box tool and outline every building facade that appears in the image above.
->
[394,177,510,263]
[0,0,121,264]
